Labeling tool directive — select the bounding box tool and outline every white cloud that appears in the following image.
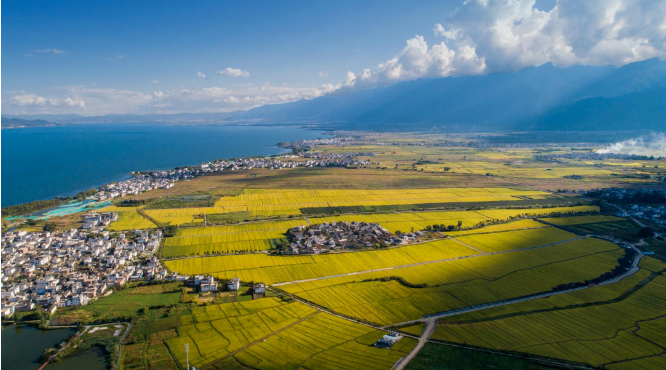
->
[319,71,328,77]
[333,0,666,93]
[4,94,85,108]
[34,48,66,54]
[197,72,207,79]
[152,80,160,84]
[217,67,250,77]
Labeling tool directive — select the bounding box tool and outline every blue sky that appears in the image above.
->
[2,0,663,115]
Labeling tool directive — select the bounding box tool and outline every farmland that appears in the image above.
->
[280,238,624,325]
[432,257,666,368]
[161,219,308,257]
[10,131,664,370]
[159,205,598,257]
[164,238,478,284]
[137,187,580,225]
[108,211,157,231]
[158,297,416,370]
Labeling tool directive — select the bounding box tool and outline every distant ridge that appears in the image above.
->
[2,111,242,126]
[233,58,666,132]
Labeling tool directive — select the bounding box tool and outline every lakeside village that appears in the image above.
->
[283,221,425,254]
[93,151,376,201]
[0,217,170,318]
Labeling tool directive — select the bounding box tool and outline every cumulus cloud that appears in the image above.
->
[333,0,666,93]
[197,72,207,79]
[319,71,328,77]
[217,67,250,77]
[599,133,666,157]
[34,48,66,54]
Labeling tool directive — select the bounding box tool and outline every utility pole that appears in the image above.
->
[185,343,189,370]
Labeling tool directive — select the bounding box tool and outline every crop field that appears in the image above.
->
[412,161,620,179]
[212,188,552,214]
[539,215,625,226]
[444,259,659,323]
[108,211,157,230]
[281,238,623,325]
[158,205,596,257]
[445,219,547,236]
[227,312,416,370]
[165,298,317,368]
[453,227,577,253]
[164,239,478,284]
[143,207,220,225]
[433,258,666,368]
[161,219,309,257]
[308,205,596,234]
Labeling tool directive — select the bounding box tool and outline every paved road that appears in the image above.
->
[393,318,437,370]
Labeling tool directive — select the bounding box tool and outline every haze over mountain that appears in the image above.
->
[234,59,666,132]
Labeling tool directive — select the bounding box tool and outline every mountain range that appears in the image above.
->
[5,59,665,131]
[233,58,666,132]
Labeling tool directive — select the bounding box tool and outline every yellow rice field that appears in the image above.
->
[281,238,623,325]
[164,238,478,284]
[212,188,552,214]
[433,260,666,368]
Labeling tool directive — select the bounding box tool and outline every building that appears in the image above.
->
[200,276,218,292]
[228,277,240,291]
[253,283,266,294]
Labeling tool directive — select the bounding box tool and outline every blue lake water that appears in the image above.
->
[2,124,323,207]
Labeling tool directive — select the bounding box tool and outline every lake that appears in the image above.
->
[1,124,324,206]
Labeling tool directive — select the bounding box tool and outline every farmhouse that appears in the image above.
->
[228,277,240,291]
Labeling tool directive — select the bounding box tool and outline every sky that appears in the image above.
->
[2,0,665,116]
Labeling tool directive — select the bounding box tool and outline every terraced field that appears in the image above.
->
[433,257,666,368]
[281,238,624,325]
[108,211,157,230]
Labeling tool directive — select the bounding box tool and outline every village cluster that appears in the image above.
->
[92,151,374,202]
[94,174,176,201]
[285,221,422,254]
[0,227,166,318]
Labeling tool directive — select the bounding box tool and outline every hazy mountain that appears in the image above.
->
[234,58,666,131]
[1,117,57,128]
[2,112,242,125]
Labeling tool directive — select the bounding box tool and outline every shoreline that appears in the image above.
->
[2,124,328,211]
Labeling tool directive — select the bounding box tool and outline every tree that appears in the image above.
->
[457,220,463,230]
[443,167,451,172]
[163,225,178,237]
[637,227,655,238]
[395,230,402,235]
[43,223,57,232]
[447,225,455,231]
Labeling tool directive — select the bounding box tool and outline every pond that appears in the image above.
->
[1,325,74,370]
